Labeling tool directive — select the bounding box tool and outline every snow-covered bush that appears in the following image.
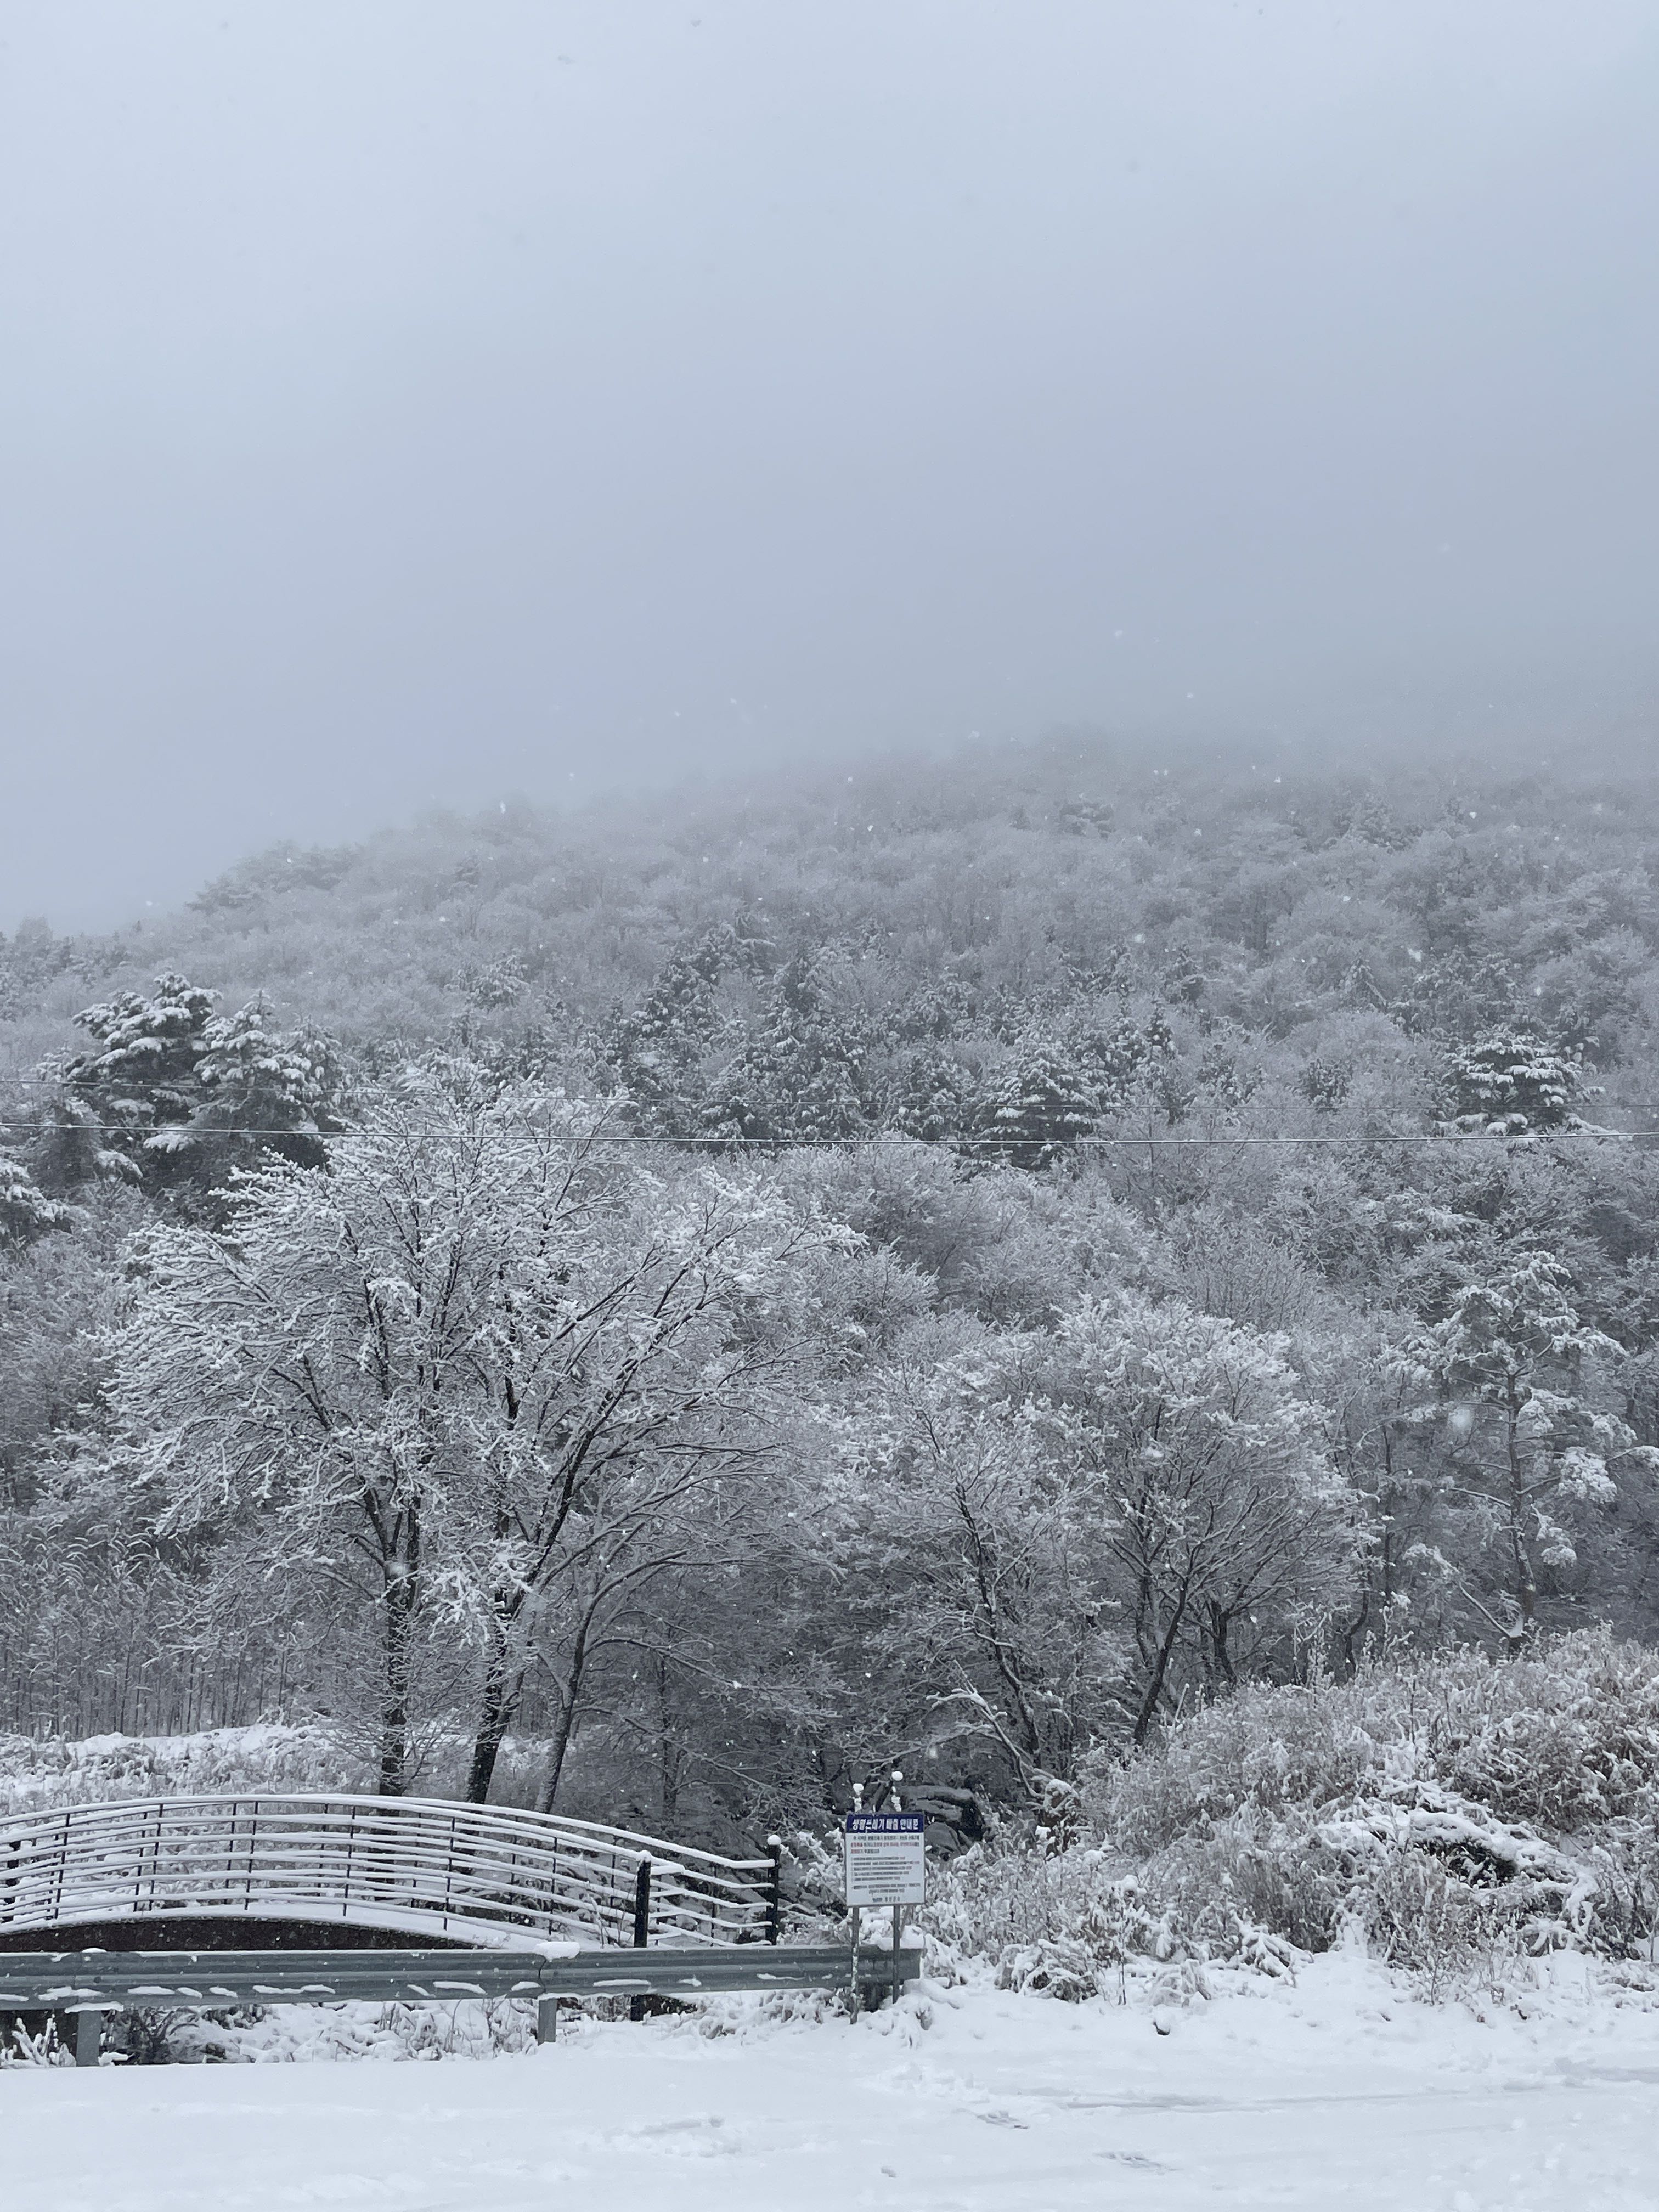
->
[923,1827,1306,1998]
[0,1722,366,1816]
[1101,1680,1392,1854]
[1098,1631,1659,1846]
[173,1997,541,2065]
[927,1632,1659,1997]
[1360,1848,1504,1987]
[1134,1821,1345,1960]
[927,1838,1165,1964]
[1434,1639,1659,1829]
[924,1837,1173,1999]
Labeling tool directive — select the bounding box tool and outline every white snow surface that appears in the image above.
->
[10,1953,1659,2210]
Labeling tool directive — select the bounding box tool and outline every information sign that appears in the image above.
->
[844,1812,926,1908]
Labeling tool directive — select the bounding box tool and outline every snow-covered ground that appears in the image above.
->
[9,1953,1659,2211]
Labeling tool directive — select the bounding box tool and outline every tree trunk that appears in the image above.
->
[1206,1599,1237,1689]
[535,1615,594,1815]
[463,1651,520,1805]
[656,1655,680,1833]
[464,1598,526,1804]
[535,1683,578,1816]
[378,1537,418,1797]
[1505,1400,1537,1638]
[1130,1577,1192,1746]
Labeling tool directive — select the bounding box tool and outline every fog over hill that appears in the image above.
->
[5,732,1659,1121]
[6,3,1658,927]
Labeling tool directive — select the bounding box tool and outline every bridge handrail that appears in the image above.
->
[0,1792,777,1950]
[0,1793,772,1879]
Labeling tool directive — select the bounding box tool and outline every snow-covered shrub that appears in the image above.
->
[2,2015,69,2067]
[110,1998,543,2065]
[219,1997,540,2063]
[1361,1849,1504,1987]
[931,1633,1659,1997]
[1101,1682,1391,1853]
[1098,1631,1659,1846]
[924,1824,1311,1996]
[995,1936,1104,2002]
[923,1834,1178,1999]
[1431,1638,1659,1830]
[1136,1820,1345,1959]
[1097,1633,1659,1970]
[0,1723,366,1816]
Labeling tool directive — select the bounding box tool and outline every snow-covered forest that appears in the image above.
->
[4,737,1659,1943]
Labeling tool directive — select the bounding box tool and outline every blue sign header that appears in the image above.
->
[845,1813,925,1834]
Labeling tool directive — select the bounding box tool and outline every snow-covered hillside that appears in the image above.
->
[10,1956,1659,2211]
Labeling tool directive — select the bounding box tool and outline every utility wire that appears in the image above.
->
[0,1122,1644,1148]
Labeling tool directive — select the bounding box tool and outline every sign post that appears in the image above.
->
[843,1810,924,2008]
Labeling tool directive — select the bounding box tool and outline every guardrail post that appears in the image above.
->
[629,1855,652,2022]
[535,1994,558,2046]
[766,1836,782,1944]
[74,2008,100,2068]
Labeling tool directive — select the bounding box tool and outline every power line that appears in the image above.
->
[0,1122,1643,1149]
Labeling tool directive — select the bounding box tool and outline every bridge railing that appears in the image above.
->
[0,1795,776,1950]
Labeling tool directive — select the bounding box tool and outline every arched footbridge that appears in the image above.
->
[0,1793,779,1953]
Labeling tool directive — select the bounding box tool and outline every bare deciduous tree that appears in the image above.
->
[110,1073,814,1799]
[1048,1293,1358,1742]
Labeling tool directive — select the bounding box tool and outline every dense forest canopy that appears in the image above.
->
[4,733,1659,1852]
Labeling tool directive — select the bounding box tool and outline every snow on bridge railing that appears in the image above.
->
[0,1794,778,1950]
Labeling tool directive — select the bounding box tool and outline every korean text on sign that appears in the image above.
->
[844,1812,926,1907]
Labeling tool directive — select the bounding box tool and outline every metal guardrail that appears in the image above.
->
[0,1943,926,2064]
[0,1795,777,1951]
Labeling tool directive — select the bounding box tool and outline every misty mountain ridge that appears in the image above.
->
[5,734,1658,1144]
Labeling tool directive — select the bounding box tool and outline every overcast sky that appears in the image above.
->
[3,2,1656,928]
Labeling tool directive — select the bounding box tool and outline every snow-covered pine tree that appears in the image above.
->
[1444,1030,1584,1133]
[0,1149,71,1246]
[703,949,872,1144]
[605,922,751,1136]
[178,995,346,1172]
[1426,1250,1657,1636]
[55,975,346,1195]
[979,1039,1101,1167]
[883,1045,978,1143]
[21,1096,137,1193]
[60,972,218,1175]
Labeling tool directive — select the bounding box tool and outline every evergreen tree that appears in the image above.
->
[0,1150,70,1246]
[25,1097,137,1195]
[703,950,871,1144]
[182,996,346,1172]
[606,923,753,1136]
[1444,1031,1584,1133]
[1426,1251,1656,1637]
[883,1046,978,1143]
[53,975,345,1195]
[980,1040,1101,1167]
[60,972,217,1173]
